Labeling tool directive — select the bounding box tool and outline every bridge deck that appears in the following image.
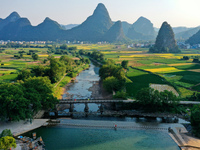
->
[59,99,200,105]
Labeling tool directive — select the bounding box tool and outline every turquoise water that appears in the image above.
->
[24,127,179,150]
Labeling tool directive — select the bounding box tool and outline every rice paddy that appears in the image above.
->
[1,44,200,98]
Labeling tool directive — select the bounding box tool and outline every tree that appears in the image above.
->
[60,44,68,50]
[22,77,58,110]
[183,56,189,60]
[103,76,121,93]
[121,60,129,69]
[17,69,31,81]
[0,136,16,150]
[49,58,66,83]
[136,87,179,111]
[0,83,31,121]
[191,105,200,137]
[32,53,39,61]
[0,129,12,138]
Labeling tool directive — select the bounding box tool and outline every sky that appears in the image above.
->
[0,0,200,28]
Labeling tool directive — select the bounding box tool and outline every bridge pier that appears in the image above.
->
[100,103,104,115]
[69,103,74,117]
[113,102,117,111]
[54,111,58,118]
[84,103,89,113]
[84,103,89,117]
[69,103,74,112]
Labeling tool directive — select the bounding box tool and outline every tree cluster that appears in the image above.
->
[0,77,58,121]
[99,60,126,93]
[136,87,179,112]
[190,105,200,138]
[90,50,104,62]
[0,129,16,150]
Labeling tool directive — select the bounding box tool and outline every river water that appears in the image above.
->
[26,63,181,149]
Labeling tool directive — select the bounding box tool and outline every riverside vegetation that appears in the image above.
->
[0,43,200,137]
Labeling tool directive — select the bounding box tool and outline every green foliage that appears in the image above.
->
[23,77,58,110]
[0,129,12,138]
[183,56,190,60]
[60,44,68,50]
[0,76,58,121]
[49,58,66,83]
[32,65,49,77]
[191,105,200,138]
[121,60,129,69]
[136,87,179,112]
[99,64,126,80]
[32,53,39,61]
[0,136,16,150]
[113,91,127,99]
[0,83,31,121]
[103,76,120,93]
[17,69,31,81]
[68,72,76,78]
[91,50,104,62]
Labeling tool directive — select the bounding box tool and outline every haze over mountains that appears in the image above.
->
[0,3,199,43]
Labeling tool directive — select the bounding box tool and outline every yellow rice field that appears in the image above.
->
[145,67,182,73]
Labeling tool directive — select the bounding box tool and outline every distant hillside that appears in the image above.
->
[126,16,156,40]
[150,22,180,53]
[0,12,21,31]
[61,24,79,30]
[66,3,113,42]
[121,21,131,35]
[0,18,32,40]
[186,29,200,45]
[175,26,200,40]
[103,21,128,42]
[0,3,128,42]
[172,27,191,34]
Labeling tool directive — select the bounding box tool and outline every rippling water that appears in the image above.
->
[24,126,179,150]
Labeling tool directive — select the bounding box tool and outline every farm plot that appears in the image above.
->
[126,67,166,98]
[150,84,179,96]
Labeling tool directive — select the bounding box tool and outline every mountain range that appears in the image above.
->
[0,3,199,43]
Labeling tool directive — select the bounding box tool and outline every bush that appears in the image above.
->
[113,91,127,99]
[68,72,76,78]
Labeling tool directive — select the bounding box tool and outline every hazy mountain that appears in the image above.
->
[29,17,64,41]
[150,22,180,53]
[127,16,156,40]
[154,27,159,32]
[175,26,200,40]
[172,27,191,34]
[60,24,79,30]
[66,3,113,41]
[121,21,131,35]
[103,21,128,42]
[0,18,32,40]
[186,29,200,45]
[0,12,21,31]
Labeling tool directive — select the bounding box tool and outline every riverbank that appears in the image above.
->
[0,119,48,136]
[54,64,90,99]
[88,80,113,99]
[169,127,200,150]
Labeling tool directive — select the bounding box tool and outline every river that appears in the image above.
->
[25,63,182,150]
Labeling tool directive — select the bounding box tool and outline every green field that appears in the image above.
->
[126,68,167,97]
[96,45,200,98]
[1,44,200,98]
